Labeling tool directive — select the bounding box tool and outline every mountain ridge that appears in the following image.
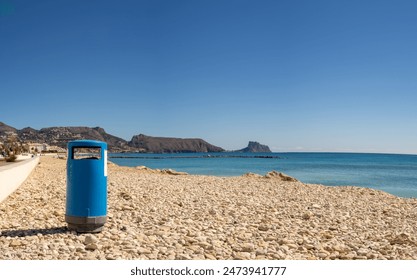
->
[0,122,226,153]
[1,122,270,153]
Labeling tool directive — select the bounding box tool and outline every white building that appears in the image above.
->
[27,143,49,153]
[47,145,67,153]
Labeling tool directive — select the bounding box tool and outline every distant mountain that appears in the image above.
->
[35,126,131,152]
[2,122,270,154]
[129,134,225,153]
[236,141,272,153]
[0,123,130,152]
[0,122,226,153]
[0,122,17,134]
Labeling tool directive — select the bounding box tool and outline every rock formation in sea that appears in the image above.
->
[236,141,272,153]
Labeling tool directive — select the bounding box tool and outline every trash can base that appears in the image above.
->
[67,223,104,233]
[66,215,107,233]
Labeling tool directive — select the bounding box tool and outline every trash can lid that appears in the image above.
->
[68,140,107,148]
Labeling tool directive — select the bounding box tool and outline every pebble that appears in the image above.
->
[302,211,313,220]
[10,240,22,247]
[258,225,269,231]
[287,244,298,249]
[84,235,98,245]
[357,248,369,256]
[234,252,251,260]
[317,252,328,259]
[138,248,152,254]
[241,243,255,252]
[177,254,192,260]
[85,243,99,251]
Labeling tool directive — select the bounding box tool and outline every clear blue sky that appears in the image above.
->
[1,0,417,154]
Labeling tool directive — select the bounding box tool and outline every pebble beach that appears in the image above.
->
[1,156,417,260]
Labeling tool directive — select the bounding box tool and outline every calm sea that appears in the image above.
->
[109,152,417,198]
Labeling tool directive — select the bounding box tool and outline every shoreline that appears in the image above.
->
[0,157,416,260]
[109,152,417,199]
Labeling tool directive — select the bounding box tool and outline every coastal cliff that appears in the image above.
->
[129,134,225,153]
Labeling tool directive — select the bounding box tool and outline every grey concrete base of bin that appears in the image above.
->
[65,215,107,233]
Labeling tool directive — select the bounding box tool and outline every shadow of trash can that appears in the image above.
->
[65,140,108,233]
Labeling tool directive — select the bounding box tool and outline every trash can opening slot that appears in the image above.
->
[72,147,101,160]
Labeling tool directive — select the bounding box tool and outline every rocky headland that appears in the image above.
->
[128,134,224,153]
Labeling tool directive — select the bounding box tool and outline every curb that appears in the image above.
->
[0,156,40,203]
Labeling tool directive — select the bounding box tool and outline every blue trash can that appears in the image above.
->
[65,140,108,233]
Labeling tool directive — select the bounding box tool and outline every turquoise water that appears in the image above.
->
[109,152,417,198]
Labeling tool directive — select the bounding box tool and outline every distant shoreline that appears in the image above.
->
[109,155,280,159]
[112,151,417,156]
[109,152,417,198]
